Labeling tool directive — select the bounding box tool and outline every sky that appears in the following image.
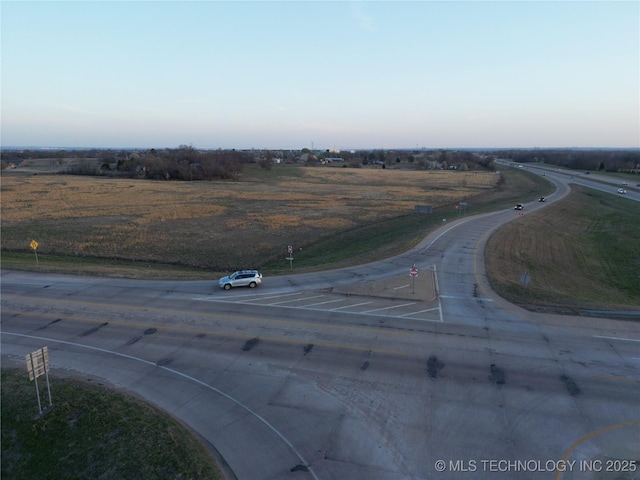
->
[2,1,639,150]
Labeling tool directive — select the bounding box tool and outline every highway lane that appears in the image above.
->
[2,290,638,479]
[498,160,640,203]
[2,170,639,479]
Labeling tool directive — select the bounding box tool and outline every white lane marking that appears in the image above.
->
[593,335,640,343]
[393,284,410,290]
[196,300,444,323]
[440,294,493,302]
[216,290,305,298]
[239,292,305,302]
[434,265,444,323]
[418,219,474,254]
[304,299,346,307]
[194,294,443,322]
[331,301,374,311]
[399,307,440,318]
[270,295,325,305]
[193,292,305,302]
[1,331,320,480]
[362,302,416,314]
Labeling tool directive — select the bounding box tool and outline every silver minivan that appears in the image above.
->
[219,270,262,290]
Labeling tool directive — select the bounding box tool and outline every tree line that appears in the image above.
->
[1,146,252,180]
[3,146,638,178]
[110,146,250,180]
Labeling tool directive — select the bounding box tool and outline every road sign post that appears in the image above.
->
[410,265,419,294]
[30,239,39,265]
[286,245,294,270]
[26,346,52,415]
[520,271,531,300]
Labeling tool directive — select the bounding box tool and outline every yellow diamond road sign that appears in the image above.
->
[30,240,38,250]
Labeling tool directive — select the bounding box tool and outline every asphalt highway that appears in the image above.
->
[2,169,638,480]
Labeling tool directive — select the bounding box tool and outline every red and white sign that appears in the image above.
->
[410,267,418,278]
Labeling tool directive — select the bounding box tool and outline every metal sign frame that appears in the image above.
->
[26,346,53,415]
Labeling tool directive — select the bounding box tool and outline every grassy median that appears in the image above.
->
[486,184,640,314]
[1,369,224,480]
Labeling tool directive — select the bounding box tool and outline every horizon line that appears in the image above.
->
[2,145,640,152]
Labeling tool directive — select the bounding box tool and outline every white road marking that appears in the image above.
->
[304,299,346,307]
[331,302,374,311]
[194,293,443,322]
[440,294,494,302]
[418,220,473,254]
[270,295,325,305]
[399,307,441,318]
[193,292,305,302]
[1,331,320,480]
[593,335,640,343]
[362,302,416,314]
[433,265,444,323]
[240,292,305,302]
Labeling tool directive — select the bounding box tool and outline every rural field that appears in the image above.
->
[1,164,506,275]
[2,165,638,480]
[2,163,638,314]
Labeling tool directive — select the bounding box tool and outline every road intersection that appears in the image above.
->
[2,170,638,479]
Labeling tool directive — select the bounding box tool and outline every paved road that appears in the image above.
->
[498,160,640,203]
[2,170,639,480]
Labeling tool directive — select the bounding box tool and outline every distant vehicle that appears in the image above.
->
[584,171,590,174]
[538,197,546,202]
[514,204,524,210]
[219,270,262,290]
[617,188,627,194]
[542,173,546,176]
[621,181,628,186]
[518,165,524,168]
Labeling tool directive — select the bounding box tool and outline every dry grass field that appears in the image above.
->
[2,163,637,315]
[1,165,500,272]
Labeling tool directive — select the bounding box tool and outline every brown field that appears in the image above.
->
[1,165,500,272]
[3,165,638,315]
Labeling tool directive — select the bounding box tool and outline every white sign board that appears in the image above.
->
[26,346,50,381]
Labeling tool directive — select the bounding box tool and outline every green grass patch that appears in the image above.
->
[0,251,216,280]
[1,369,223,480]
[486,185,640,312]
[580,192,640,297]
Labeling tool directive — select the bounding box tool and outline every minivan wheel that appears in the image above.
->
[249,282,256,288]
[224,284,232,290]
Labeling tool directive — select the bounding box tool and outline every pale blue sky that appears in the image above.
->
[2,1,639,149]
